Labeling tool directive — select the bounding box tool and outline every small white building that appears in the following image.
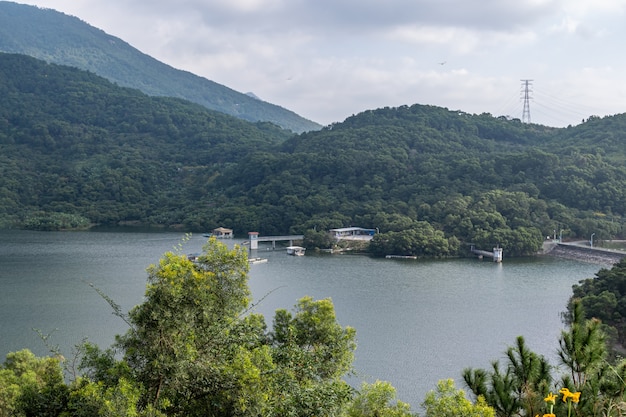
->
[330,227,376,241]
[212,227,233,238]
[248,232,259,249]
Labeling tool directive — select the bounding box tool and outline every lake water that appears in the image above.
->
[0,229,609,410]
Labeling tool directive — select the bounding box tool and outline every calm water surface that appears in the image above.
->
[0,230,609,409]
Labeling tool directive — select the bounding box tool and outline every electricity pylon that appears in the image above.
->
[521,79,533,123]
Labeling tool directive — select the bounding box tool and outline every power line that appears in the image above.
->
[494,81,603,127]
[520,79,533,123]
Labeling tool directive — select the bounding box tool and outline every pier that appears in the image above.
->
[247,232,304,250]
[471,246,503,262]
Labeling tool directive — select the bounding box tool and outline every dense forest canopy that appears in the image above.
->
[1,52,625,257]
[0,1,321,133]
[0,53,292,229]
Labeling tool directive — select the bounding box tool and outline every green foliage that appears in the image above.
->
[462,298,626,417]
[267,297,357,416]
[0,349,68,417]
[21,211,91,231]
[116,238,258,415]
[568,259,626,348]
[303,228,336,250]
[422,379,494,417]
[72,238,359,417]
[219,105,624,248]
[369,222,456,257]
[272,296,356,380]
[65,377,149,417]
[463,336,551,417]
[559,300,607,389]
[1,51,625,253]
[345,381,415,417]
[0,53,290,230]
[557,300,609,417]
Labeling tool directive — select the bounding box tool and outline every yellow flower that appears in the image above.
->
[544,393,557,404]
[543,414,556,417]
[570,391,581,403]
[559,387,571,402]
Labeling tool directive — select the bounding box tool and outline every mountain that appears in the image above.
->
[212,106,626,248]
[0,1,321,133]
[0,53,292,229]
[1,51,624,256]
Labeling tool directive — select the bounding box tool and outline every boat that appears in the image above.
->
[248,257,268,264]
[286,246,306,256]
[186,253,201,262]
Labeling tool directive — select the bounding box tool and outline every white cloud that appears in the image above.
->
[14,0,626,127]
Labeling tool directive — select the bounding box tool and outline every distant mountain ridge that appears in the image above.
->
[0,1,321,133]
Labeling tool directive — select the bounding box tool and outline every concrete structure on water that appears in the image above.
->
[247,232,304,250]
[471,245,503,262]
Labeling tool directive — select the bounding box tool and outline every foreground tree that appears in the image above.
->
[344,381,415,417]
[115,237,264,415]
[463,336,551,417]
[2,237,416,416]
[463,299,626,417]
[558,299,609,417]
[568,259,626,348]
[422,379,494,417]
[268,296,356,416]
[0,349,67,417]
[99,237,359,416]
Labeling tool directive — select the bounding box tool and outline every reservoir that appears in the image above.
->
[0,229,610,410]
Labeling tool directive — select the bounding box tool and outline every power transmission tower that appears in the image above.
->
[520,79,533,123]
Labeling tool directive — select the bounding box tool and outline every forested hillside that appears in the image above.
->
[1,52,625,257]
[0,53,292,230]
[211,107,625,255]
[0,1,321,133]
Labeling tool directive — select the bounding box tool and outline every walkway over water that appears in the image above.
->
[247,233,304,250]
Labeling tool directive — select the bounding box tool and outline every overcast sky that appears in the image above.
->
[16,0,626,127]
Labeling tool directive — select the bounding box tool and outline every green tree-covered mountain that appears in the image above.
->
[0,1,321,133]
[212,106,625,254]
[0,53,293,229]
[1,52,625,257]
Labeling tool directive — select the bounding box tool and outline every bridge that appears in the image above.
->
[471,245,503,262]
[247,232,304,250]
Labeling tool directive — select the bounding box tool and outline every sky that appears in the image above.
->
[15,0,626,127]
